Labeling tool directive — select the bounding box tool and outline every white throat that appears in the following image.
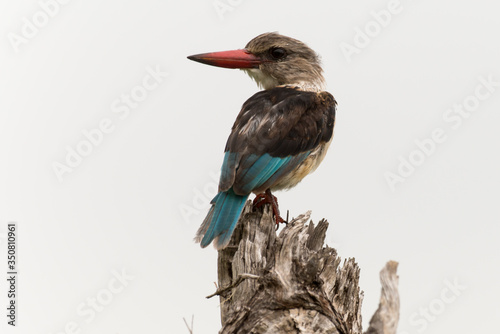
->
[243,68,325,92]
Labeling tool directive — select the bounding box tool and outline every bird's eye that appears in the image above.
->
[269,47,287,60]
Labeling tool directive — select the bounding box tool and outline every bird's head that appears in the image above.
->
[187,32,325,91]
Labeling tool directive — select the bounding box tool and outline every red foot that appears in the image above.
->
[253,189,287,227]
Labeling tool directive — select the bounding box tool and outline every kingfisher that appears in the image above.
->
[188,32,336,249]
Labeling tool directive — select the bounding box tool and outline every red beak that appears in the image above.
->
[187,49,263,69]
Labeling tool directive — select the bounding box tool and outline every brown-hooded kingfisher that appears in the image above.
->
[188,32,337,249]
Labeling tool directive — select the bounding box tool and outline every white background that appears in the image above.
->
[1,0,499,333]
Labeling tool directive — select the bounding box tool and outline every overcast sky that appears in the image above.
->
[1,0,499,333]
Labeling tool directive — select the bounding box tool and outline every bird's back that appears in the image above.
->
[224,86,336,195]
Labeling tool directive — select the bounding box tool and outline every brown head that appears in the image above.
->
[188,32,325,91]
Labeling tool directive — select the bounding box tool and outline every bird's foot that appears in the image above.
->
[253,189,287,228]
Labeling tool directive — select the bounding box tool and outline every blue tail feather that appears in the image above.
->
[199,188,248,249]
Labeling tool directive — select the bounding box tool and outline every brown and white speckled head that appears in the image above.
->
[243,32,325,91]
[188,32,325,92]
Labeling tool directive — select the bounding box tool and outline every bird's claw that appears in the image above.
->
[253,189,288,228]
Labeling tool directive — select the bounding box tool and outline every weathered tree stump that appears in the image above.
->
[209,202,399,334]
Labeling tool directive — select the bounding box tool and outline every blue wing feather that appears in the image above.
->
[254,152,310,191]
[238,154,290,193]
[198,151,309,249]
[231,152,310,194]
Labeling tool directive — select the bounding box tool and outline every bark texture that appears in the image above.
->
[210,202,399,334]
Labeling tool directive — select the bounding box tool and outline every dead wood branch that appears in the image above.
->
[212,201,399,334]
